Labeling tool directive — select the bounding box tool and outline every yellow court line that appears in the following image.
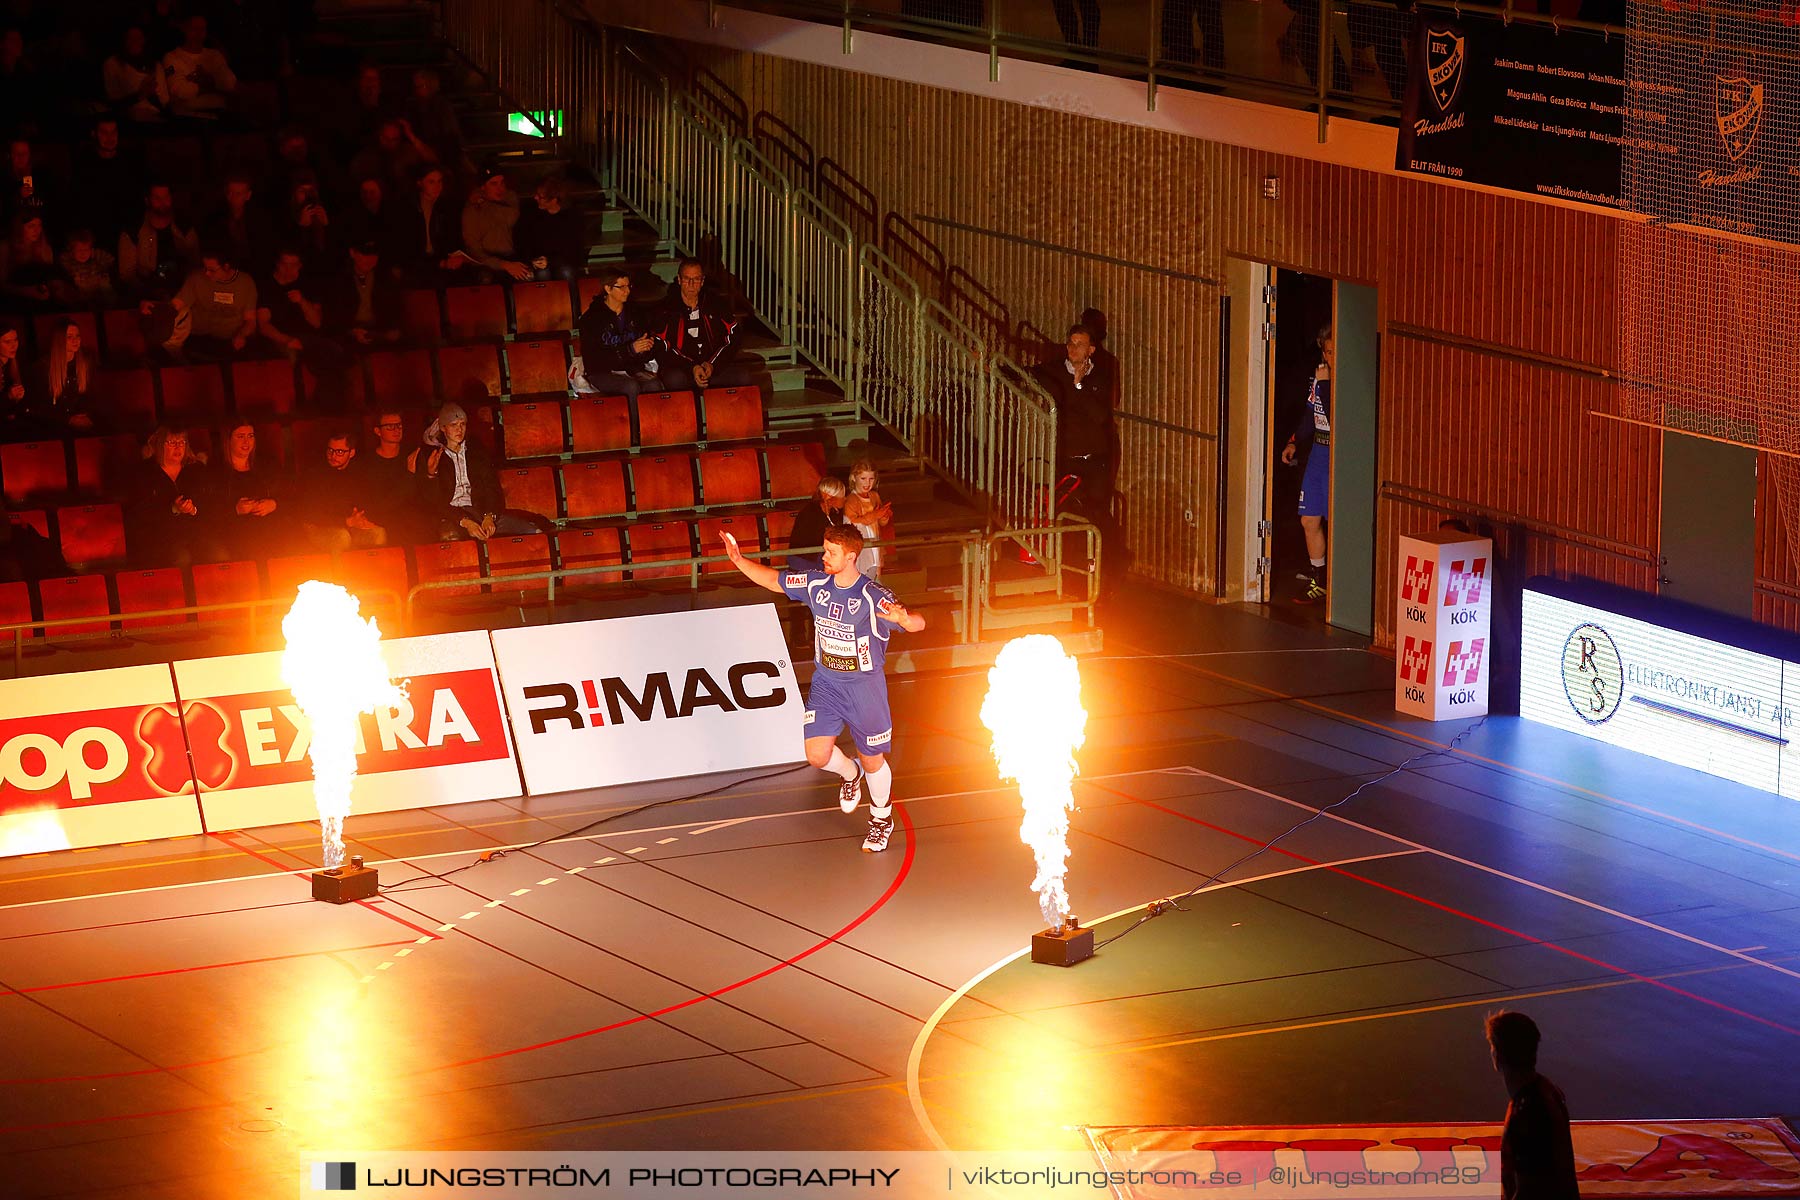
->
[1119,636,1800,865]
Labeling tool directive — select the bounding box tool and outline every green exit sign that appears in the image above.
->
[508,110,563,138]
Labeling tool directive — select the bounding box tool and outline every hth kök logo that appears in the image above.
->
[1443,558,1488,607]
[1401,557,1436,604]
[1400,637,1434,685]
[1443,638,1486,687]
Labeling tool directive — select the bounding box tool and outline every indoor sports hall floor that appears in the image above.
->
[3,590,1798,1197]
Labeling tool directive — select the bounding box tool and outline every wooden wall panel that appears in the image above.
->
[684,45,1668,645]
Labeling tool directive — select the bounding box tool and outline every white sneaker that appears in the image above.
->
[838,768,865,814]
[862,815,895,853]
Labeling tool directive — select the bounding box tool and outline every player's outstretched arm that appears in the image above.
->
[721,531,785,595]
[879,598,927,633]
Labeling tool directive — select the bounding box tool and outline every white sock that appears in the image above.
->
[1310,557,1326,569]
[867,764,893,818]
[823,746,858,781]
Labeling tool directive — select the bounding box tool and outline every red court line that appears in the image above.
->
[206,830,442,942]
[0,1102,230,1134]
[0,941,416,996]
[1105,783,1800,1040]
[422,803,920,1072]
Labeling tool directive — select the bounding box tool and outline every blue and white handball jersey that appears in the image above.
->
[780,570,901,674]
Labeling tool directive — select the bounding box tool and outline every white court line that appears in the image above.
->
[0,768,1195,912]
[1177,765,1800,986]
[904,849,1424,1155]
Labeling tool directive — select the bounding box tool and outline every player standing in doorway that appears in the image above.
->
[1282,325,1333,605]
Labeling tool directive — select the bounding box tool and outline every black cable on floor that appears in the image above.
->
[1091,716,1489,951]
[376,764,810,894]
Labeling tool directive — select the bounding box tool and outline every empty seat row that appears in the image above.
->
[499,443,826,522]
[501,386,766,459]
[0,513,802,642]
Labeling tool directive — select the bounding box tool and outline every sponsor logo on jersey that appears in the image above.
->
[785,572,809,589]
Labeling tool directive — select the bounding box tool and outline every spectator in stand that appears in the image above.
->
[140,0,185,60]
[203,174,276,280]
[349,117,435,198]
[161,14,237,119]
[69,118,145,246]
[56,230,118,305]
[103,27,168,123]
[205,421,289,557]
[327,240,403,347]
[296,429,388,551]
[271,128,346,212]
[418,400,539,541]
[281,176,335,273]
[340,62,395,158]
[146,246,257,361]
[360,405,427,543]
[128,425,224,566]
[119,180,198,298]
[341,176,397,265]
[0,29,42,139]
[32,317,95,433]
[0,321,28,426]
[0,212,55,309]
[259,246,344,363]
[516,176,584,280]
[405,68,466,177]
[1033,321,1119,570]
[651,257,754,397]
[573,268,657,399]
[392,164,471,284]
[461,165,530,282]
[2,138,52,227]
[786,475,846,571]
[843,458,893,578]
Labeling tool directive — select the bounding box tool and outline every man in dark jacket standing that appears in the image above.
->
[651,257,756,397]
[1033,323,1116,537]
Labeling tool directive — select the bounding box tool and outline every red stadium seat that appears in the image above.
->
[302,360,370,410]
[365,348,435,403]
[553,526,623,590]
[569,394,632,453]
[637,390,698,448]
[72,433,140,497]
[336,546,411,619]
[765,442,827,501]
[764,510,796,554]
[560,460,627,520]
[56,504,127,569]
[158,364,228,422]
[0,579,30,646]
[505,340,568,396]
[33,311,99,358]
[288,419,335,470]
[265,553,336,603]
[512,281,573,335]
[209,130,271,177]
[145,135,204,185]
[486,533,552,594]
[230,358,298,417]
[435,343,502,402]
[501,402,565,460]
[101,309,150,362]
[93,367,159,428]
[115,567,189,629]
[413,540,482,598]
[443,284,507,340]
[5,508,48,537]
[190,559,262,625]
[628,521,693,581]
[399,288,444,343]
[630,453,696,513]
[702,385,765,442]
[37,574,112,636]
[697,449,762,507]
[696,515,760,575]
[575,275,607,315]
[499,466,558,520]
[1,441,70,504]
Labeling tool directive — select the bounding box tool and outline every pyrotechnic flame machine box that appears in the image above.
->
[1031,919,1094,967]
[312,856,380,903]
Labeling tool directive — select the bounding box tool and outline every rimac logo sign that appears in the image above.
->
[523,662,787,733]
[1561,622,1623,724]
[311,1162,356,1191]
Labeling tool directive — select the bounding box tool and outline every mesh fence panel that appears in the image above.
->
[854,248,922,449]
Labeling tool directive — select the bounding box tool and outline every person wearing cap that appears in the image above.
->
[419,401,542,541]
[461,166,530,283]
